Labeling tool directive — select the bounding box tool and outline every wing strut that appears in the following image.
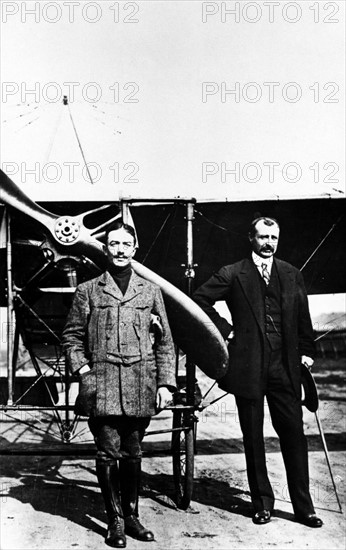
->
[300,216,343,271]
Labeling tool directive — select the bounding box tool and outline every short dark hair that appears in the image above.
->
[105,220,137,246]
[249,217,280,239]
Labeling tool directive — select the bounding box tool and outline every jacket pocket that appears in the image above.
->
[119,306,142,361]
[89,304,115,351]
[74,370,96,416]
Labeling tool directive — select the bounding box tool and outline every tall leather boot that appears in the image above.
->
[96,460,126,548]
[120,457,154,542]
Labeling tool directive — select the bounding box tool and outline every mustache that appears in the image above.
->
[261,245,274,251]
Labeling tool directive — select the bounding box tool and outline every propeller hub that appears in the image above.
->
[54,217,80,244]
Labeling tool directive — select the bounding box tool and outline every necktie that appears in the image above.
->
[261,263,270,285]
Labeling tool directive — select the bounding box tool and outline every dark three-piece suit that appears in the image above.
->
[193,257,316,516]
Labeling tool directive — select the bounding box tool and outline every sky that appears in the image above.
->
[1,0,345,201]
[0,1,345,318]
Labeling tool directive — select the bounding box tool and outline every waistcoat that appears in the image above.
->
[259,263,282,350]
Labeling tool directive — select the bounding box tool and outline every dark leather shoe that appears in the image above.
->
[125,515,154,541]
[296,514,323,528]
[253,510,271,525]
[106,518,126,548]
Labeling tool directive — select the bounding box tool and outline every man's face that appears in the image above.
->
[106,228,136,267]
[250,220,280,259]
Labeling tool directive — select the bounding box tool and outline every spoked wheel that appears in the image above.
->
[171,409,195,509]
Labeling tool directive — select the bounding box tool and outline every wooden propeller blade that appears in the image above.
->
[0,170,57,231]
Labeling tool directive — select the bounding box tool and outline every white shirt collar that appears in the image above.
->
[252,252,273,271]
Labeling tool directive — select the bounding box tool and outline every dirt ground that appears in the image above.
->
[0,358,345,550]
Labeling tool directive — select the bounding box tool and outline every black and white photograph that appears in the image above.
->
[0,1,345,549]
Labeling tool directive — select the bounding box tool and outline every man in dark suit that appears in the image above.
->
[193,217,323,528]
[62,221,176,548]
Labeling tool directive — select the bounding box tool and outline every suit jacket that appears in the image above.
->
[193,258,315,400]
[62,270,176,417]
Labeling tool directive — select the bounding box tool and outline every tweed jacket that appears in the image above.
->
[62,270,176,417]
[193,258,315,400]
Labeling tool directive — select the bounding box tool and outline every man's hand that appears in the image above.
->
[301,355,314,370]
[156,387,173,410]
[78,364,91,375]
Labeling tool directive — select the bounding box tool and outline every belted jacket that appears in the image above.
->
[62,270,176,417]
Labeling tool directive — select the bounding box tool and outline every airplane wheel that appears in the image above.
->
[171,410,195,509]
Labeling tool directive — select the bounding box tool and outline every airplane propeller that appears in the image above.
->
[0,169,229,379]
[0,169,121,265]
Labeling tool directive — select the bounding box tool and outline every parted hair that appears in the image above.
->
[105,220,137,246]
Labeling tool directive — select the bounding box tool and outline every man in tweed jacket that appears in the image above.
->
[62,221,176,548]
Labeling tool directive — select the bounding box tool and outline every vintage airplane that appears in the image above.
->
[1,166,344,408]
[0,99,344,510]
[1,167,345,511]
